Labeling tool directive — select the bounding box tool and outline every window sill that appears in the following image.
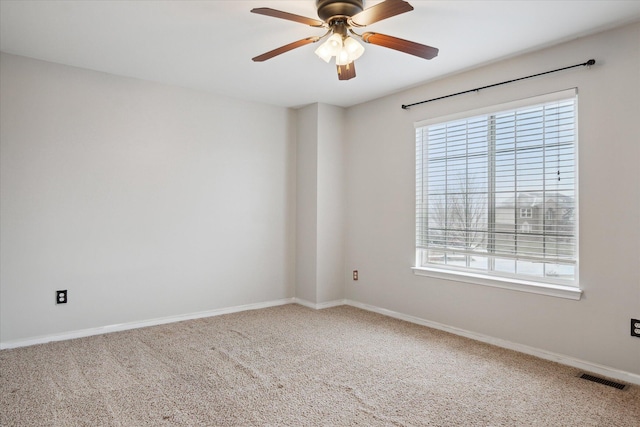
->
[412,267,582,300]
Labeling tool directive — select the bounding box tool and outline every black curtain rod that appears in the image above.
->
[401,59,595,110]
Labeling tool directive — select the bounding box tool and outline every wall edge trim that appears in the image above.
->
[344,299,640,386]
[0,298,295,350]
[293,298,346,310]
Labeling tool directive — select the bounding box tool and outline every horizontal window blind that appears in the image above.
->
[416,93,578,285]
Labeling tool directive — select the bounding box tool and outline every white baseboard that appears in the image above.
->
[4,296,638,387]
[294,298,346,310]
[344,300,640,387]
[0,298,295,350]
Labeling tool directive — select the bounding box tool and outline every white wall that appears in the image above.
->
[344,23,640,375]
[295,104,319,303]
[295,103,345,305]
[0,53,296,344]
[316,103,345,303]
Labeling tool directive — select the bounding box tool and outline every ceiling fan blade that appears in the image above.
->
[337,62,356,80]
[361,32,438,60]
[349,0,413,27]
[252,37,320,62]
[251,8,325,27]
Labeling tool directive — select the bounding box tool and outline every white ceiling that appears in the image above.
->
[1,1,639,108]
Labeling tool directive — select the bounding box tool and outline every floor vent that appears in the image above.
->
[578,373,629,390]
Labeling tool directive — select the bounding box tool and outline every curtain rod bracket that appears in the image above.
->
[402,59,596,110]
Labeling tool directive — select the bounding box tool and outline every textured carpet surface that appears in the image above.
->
[1,304,639,426]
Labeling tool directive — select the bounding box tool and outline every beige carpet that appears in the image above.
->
[1,304,638,426]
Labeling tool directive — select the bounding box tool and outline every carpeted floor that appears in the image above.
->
[1,304,638,426]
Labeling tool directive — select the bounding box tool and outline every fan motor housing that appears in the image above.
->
[316,0,364,21]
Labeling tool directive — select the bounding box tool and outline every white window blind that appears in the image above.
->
[416,91,578,286]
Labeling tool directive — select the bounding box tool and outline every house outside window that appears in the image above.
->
[415,90,578,287]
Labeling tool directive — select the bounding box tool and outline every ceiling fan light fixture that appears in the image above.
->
[317,34,364,65]
[314,43,334,63]
[343,36,364,60]
[336,47,350,66]
[315,33,344,62]
[336,36,364,65]
[327,33,343,50]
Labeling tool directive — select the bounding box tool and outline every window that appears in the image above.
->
[415,90,578,288]
[520,208,533,218]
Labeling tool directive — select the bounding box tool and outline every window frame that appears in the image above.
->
[413,89,581,300]
[520,208,533,219]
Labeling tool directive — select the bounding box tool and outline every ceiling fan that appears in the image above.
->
[251,0,439,80]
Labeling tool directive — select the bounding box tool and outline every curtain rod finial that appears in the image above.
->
[586,59,595,66]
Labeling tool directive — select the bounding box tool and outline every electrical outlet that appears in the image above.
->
[353,270,358,281]
[632,319,640,338]
[56,290,67,304]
